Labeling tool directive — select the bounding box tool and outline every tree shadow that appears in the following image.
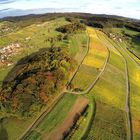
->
[0,119,8,140]
[131,33,140,46]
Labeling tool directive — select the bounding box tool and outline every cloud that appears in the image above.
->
[114,6,122,10]
[0,0,17,4]
[0,8,11,12]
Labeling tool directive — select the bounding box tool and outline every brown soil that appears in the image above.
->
[43,96,89,140]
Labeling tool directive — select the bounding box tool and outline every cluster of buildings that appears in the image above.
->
[109,33,122,42]
[0,27,13,35]
[0,43,21,66]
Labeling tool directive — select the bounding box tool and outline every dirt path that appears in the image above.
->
[103,34,132,140]
[44,97,89,140]
[67,29,110,95]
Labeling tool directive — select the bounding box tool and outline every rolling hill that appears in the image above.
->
[0,13,140,140]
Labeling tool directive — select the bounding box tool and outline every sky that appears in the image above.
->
[0,0,140,19]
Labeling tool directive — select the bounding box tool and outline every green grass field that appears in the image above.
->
[69,33,87,62]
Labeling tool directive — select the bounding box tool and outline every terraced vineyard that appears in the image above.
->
[0,15,140,140]
[69,28,108,91]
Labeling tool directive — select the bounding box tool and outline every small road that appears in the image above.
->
[19,30,90,140]
[67,29,110,95]
[103,34,132,140]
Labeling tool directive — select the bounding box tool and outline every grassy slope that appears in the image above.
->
[0,18,67,47]
[89,30,126,109]
[69,33,87,63]
[71,27,108,90]
[86,30,127,140]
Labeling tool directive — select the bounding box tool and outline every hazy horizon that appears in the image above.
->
[0,0,140,19]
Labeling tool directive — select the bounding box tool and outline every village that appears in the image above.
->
[109,33,123,42]
[0,22,17,35]
[0,43,21,67]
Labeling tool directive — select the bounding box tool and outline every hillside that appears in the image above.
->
[0,13,140,140]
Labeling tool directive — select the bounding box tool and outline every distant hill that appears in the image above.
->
[1,13,140,30]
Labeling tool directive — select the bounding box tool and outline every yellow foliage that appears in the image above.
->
[83,27,107,68]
